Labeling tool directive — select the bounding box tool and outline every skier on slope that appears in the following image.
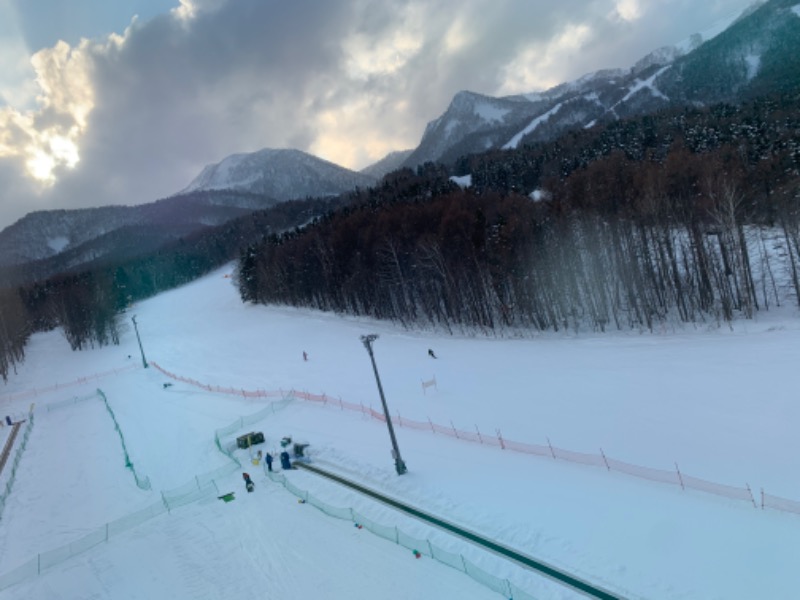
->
[243,472,255,492]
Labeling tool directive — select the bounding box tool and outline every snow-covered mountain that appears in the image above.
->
[403,0,795,168]
[2,0,796,284]
[0,149,376,278]
[360,149,414,179]
[180,148,376,199]
[0,191,281,278]
[0,207,140,268]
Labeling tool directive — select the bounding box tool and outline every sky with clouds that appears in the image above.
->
[0,0,754,230]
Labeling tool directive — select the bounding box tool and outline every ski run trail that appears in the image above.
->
[0,263,799,599]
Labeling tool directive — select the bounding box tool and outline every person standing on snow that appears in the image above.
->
[243,472,254,492]
[428,348,437,359]
[265,452,273,472]
[303,351,308,361]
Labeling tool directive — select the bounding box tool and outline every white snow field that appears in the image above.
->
[1,263,799,599]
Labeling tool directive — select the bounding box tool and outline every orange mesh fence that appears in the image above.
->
[393,414,430,431]
[552,446,607,469]
[151,362,284,399]
[148,360,798,517]
[503,439,551,458]
[474,429,502,448]
[453,428,482,444]
[606,457,680,486]
[344,400,370,415]
[682,475,756,506]
[0,364,139,403]
[762,491,800,515]
[431,422,459,438]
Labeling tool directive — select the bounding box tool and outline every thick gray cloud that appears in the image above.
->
[0,0,753,230]
[51,0,355,207]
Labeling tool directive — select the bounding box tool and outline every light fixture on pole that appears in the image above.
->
[131,315,148,369]
[360,334,407,475]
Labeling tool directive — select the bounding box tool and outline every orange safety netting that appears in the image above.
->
[148,360,792,517]
[0,364,139,403]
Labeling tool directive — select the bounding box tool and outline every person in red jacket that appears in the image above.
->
[243,472,254,492]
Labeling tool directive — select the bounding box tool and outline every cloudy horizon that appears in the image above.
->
[0,0,754,230]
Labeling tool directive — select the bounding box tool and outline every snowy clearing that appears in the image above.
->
[1,264,799,599]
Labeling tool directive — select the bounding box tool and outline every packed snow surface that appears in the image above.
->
[449,174,472,188]
[618,66,671,104]
[46,236,69,253]
[473,100,510,123]
[1,264,799,599]
[503,103,563,149]
[745,53,762,79]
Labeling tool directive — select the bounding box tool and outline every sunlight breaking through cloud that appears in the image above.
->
[0,39,96,184]
[171,0,228,22]
[343,30,423,80]
[615,0,643,22]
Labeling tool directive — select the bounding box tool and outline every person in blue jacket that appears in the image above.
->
[280,451,291,470]
[265,452,273,472]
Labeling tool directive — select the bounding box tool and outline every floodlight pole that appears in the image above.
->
[360,334,407,475]
[131,315,148,369]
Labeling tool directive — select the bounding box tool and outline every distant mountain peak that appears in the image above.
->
[402,0,795,168]
[180,148,376,199]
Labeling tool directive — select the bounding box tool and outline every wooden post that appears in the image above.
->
[600,448,610,471]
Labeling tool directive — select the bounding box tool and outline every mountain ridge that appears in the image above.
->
[0,150,376,274]
[180,148,376,198]
[2,0,796,281]
[400,0,796,169]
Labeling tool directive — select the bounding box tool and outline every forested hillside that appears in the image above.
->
[2,91,800,382]
[0,196,341,382]
[239,92,800,334]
